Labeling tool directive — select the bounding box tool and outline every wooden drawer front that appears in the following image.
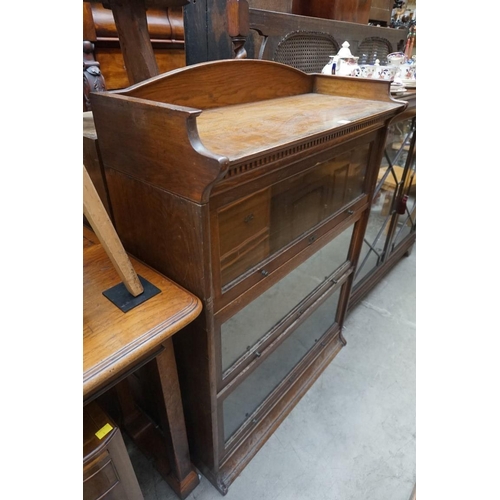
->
[218,189,271,286]
[222,285,343,443]
[83,451,119,500]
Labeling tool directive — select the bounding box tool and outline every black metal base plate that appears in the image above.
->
[102,275,161,313]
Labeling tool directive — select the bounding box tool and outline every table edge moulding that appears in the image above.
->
[83,225,203,401]
[83,224,203,499]
[90,59,406,495]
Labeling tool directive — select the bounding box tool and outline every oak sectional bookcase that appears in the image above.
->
[90,59,406,494]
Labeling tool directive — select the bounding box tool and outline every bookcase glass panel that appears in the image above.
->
[223,286,342,442]
[353,117,415,285]
[221,224,354,372]
[219,145,369,287]
[392,150,416,250]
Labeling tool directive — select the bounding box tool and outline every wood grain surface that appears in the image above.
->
[83,165,144,297]
[91,59,405,203]
[83,226,202,400]
[197,92,400,160]
[88,57,408,493]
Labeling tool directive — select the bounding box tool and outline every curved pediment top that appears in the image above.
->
[117,59,314,110]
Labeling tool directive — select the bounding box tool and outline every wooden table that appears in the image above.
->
[83,225,203,498]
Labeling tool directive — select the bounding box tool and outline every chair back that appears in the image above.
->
[273,31,340,73]
[356,36,394,65]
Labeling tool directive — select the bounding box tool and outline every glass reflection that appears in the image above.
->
[223,287,342,441]
[221,225,353,372]
[354,117,415,285]
[219,145,369,288]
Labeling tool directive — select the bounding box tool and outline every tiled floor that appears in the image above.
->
[127,246,416,500]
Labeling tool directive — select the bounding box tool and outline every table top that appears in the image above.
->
[83,226,202,402]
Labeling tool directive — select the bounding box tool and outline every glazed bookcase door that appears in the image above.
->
[220,280,346,448]
[390,139,416,251]
[219,223,354,377]
[353,116,416,286]
[215,145,371,294]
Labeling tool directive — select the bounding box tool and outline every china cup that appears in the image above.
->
[358,64,376,78]
[373,66,398,81]
[386,52,406,65]
[400,63,416,81]
[348,64,376,78]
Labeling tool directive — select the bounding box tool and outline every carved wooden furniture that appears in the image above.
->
[83,223,203,498]
[248,0,292,11]
[356,36,394,65]
[90,59,406,494]
[84,112,113,219]
[227,0,250,59]
[83,0,190,110]
[248,8,407,67]
[83,0,407,100]
[182,2,407,66]
[290,0,394,26]
[292,0,373,25]
[84,400,144,500]
[349,89,416,308]
[273,31,339,73]
[369,0,394,26]
[84,39,107,111]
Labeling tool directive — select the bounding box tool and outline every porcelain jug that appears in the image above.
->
[335,41,359,76]
[321,55,336,75]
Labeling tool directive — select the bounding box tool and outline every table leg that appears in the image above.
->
[114,339,199,499]
[153,338,200,499]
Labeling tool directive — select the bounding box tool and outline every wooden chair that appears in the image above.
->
[248,8,407,65]
[272,30,339,73]
[355,36,394,65]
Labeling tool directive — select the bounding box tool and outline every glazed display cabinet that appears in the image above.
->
[90,60,406,494]
[349,90,416,309]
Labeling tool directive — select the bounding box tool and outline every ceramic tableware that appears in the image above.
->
[373,66,398,81]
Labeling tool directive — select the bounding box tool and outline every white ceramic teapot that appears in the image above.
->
[321,41,359,76]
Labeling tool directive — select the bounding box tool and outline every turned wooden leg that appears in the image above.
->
[227,0,249,59]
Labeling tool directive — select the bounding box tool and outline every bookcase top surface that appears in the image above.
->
[90,59,406,203]
[197,92,400,160]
